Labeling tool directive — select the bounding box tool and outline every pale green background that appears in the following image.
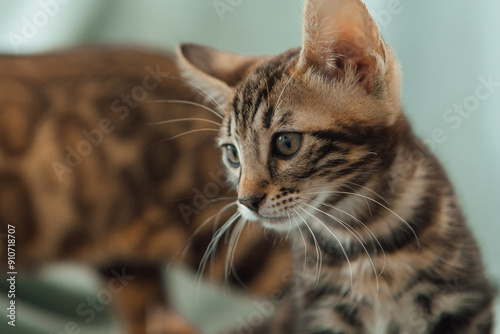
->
[0,0,499,333]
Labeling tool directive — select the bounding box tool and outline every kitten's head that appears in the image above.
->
[178,0,403,231]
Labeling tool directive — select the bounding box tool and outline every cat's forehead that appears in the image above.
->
[227,49,301,138]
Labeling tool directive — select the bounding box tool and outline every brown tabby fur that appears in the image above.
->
[178,0,496,332]
[0,48,292,333]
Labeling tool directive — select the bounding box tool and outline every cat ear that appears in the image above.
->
[177,44,261,105]
[299,0,386,93]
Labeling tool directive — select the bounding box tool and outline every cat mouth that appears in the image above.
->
[258,214,295,231]
[238,203,298,229]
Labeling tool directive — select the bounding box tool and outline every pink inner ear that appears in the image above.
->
[327,52,377,93]
[331,35,378,89]
[301,0,384,92]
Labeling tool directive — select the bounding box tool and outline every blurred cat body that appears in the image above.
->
[0,48,291,334]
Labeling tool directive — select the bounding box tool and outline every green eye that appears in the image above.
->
[274,133,302,158]
[225,145,240,167]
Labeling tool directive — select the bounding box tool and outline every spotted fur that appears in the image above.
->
[178,0,496,333]
[0,48,292,334]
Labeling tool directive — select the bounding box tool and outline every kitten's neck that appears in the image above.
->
[295,122,450,277]
[307,119,428,236]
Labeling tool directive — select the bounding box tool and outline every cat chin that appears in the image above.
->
[259,218,297,232]
[238,205,296,232]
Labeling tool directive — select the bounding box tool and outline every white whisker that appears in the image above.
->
[186,81,226,115]
[164,128,220,141]
[304,190,420,249]
[302,202,379,291]
[149,99,223,119]
[145,117,221,127]
[293,215,308,274]
[204,197,239,205]
[153,74,225,115]
[297,196,367,245]
[275,69,298,112]
[196,211,241,297]
[286,211,292,241]
[298,206,353,293]
[301,201,366,244]
[294,208,322,286]
[344,180,389,205]
[179,202,238,262]
[309,198,387,277]
[225,219,247,282]
[346,184,374,219]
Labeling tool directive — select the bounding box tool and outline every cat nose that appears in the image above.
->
[238,194,265,212]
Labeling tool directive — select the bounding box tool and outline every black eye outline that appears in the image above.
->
[273,132,303,159]
[224,144,240,168]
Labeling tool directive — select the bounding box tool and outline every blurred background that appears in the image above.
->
[0,0,499,333]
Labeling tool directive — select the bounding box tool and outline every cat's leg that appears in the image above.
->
[98,265,198,334]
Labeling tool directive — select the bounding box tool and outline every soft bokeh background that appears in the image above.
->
[0,0,499,333]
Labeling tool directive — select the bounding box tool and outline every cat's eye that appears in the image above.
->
[274,133,302,158]
[224,144,240,167]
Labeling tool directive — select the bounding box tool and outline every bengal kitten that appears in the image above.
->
[178,0,496,332]
[0,49,292,333]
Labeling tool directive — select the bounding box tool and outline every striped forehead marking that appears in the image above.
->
[231,49,300,138]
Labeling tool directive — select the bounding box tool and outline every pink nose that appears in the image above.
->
[238,194,265,212]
